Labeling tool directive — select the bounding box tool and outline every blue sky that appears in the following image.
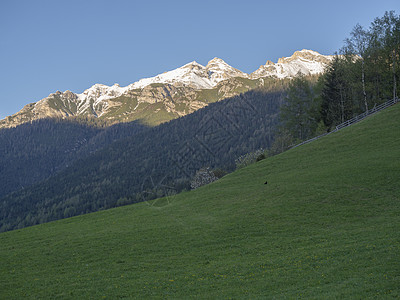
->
[0,0,399,119]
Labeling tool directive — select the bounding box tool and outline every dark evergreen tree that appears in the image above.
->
[280,75,321,140]
[321,56,354,129]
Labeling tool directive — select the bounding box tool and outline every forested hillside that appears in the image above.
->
[0,90,285,232]
[0,118,147,199]
[1,99,398,299]
[277,11,400,146]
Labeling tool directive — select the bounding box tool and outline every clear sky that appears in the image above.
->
[0,0,399,119]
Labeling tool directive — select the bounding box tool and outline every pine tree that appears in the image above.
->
[280,75,319,140]
[321,56,353,129]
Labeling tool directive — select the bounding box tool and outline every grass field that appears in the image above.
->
[0,104,399,299]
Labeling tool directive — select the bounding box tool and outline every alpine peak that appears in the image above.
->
[183,61,202,67]
[251,49,333,79]
[1,49,334,128]
[206,57,227,65]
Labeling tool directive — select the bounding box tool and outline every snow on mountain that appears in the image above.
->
[205,57,249,84]
[37,49,334,110]
[1,49,334,127]
[129,61,214,90]
[75,83,130,116]
[251,49,333,79]
[65,50,332,116]
[128,57,249,90]
[77,83,129,105]
[100,49,332,94]
[29,83,130,118]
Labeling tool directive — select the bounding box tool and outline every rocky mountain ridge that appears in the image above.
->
[0,49,333,128]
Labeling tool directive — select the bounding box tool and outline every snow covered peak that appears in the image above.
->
[61,50,333,109]
[251,50,333,79]
[78,83,128,101]
[205,57,248,83]
[72,83,130,115]
[206,57,227,65]
[129,61,212,89]
[183,61,202,67]
[0,49,336,128]
[72,50,332,106]
[205,57,237,71]
[278,49,331,64]
[128,57,247,90]
[299,49,321,55]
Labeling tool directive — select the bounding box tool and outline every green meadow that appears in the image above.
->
[1,104,399,299]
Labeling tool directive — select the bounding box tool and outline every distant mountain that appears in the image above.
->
[0,50,333,128]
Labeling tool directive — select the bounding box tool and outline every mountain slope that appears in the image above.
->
[0,50,332,128]
[0,119,147,199]
[0,102,398,298]
[0,89,285,232]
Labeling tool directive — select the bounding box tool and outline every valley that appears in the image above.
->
[1,102,398,298]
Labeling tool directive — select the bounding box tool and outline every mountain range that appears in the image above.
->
[0,49,333,128]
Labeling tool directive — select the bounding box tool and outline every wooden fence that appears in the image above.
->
[290,97,399,150]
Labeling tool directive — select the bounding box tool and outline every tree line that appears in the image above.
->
[277,11,399,149]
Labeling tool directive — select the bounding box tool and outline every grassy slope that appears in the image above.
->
[0,104,399,299]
